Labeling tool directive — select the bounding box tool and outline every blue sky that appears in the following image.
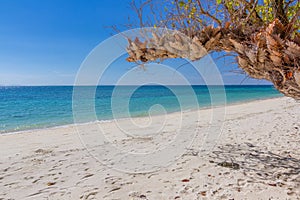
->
[0,0,271,85]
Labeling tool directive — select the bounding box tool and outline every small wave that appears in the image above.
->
[11,114,25,118]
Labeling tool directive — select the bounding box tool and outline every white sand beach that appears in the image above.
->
[1,97,300,200]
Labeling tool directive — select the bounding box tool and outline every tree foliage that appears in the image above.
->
[158,0,299,35]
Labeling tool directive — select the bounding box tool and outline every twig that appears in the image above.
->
[196,0,222,27]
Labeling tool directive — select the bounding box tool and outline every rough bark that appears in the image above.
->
[126,19,300,99]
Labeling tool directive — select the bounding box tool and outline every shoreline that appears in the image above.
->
[1,96,299,199]
[0,95,283,136]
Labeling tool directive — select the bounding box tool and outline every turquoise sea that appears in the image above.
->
[0,85,282,133]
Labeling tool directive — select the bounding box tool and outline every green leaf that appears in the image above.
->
[179,1,185,8]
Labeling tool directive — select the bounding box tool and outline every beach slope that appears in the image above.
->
[0,97,299,199]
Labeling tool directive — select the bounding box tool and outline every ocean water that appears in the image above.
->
[0,85,282,133]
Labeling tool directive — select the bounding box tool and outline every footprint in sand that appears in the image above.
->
[34,148,53,154]
[80,190,99,200]
[82,173,94,179]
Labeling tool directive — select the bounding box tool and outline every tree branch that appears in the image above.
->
[245,0,259,23]
[237,0,263,23]
[274,0,289,25]
[196,0,222,27]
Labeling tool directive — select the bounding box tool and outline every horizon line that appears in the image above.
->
[0,84,274,87]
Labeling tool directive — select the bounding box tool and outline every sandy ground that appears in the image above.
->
[0,97,300,200]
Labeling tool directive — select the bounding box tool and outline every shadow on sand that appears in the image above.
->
[210,143,300,191]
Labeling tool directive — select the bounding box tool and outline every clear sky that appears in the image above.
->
[0,0,271,86]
